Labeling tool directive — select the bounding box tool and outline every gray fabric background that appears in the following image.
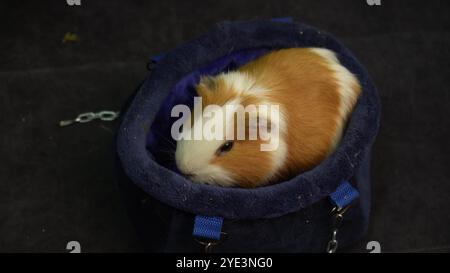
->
[1,0,449,252]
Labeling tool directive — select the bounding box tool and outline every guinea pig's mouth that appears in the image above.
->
[182,172,213,185]
[183,172,202,182]
[184,173,194,179]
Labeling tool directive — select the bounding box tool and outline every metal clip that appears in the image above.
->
[194,232,227,253]
[59,111,120,127]
[326,205,351,253]
[326,230,338,254]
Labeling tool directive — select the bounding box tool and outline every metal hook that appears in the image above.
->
[326,205,352,253]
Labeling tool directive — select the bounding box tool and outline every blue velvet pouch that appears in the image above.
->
[115,19,380,252]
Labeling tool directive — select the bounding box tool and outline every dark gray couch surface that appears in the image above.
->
[1,0,449,252]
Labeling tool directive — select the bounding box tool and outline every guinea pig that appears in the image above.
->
[174,48,361,188]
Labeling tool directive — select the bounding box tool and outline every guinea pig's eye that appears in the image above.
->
[216,141,234,155]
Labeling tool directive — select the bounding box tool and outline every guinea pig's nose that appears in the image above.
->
[184,173,194,179]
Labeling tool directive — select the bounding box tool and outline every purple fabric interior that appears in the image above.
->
[146,48,271,173]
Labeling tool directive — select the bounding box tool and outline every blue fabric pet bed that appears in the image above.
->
[115,18,380,252]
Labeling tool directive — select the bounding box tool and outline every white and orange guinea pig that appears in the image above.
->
[174,48,361,188]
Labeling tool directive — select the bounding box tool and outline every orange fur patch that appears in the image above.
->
[195,48,361,187]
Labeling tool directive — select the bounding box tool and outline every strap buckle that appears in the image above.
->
[192,215,225,253]
[326,180,360,253]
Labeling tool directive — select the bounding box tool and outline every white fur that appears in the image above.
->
[175,137,235,186]
[309,48,359,149]
[260,100,288,182]
[218,71,268,96]
[309,48,359,120]
[175,137,233,186]
[175,99,242,186]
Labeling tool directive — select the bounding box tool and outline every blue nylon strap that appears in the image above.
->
[193,215,223,241]
[329,180,360,209]
[192,181,357,240]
